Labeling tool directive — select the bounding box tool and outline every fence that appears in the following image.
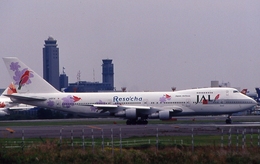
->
[1,126,260,152]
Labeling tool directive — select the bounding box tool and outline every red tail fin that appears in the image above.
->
[241,89,247,95]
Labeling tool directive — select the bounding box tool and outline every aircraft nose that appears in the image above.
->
[251,99,257,105]
[245,95,257,106]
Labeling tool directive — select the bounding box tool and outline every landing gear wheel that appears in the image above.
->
[126,119,137,125]
[225,116,232,124]
[136,119,142,125]
[126,120,131,125]
[126,119,148,125]
[136,119,148,125]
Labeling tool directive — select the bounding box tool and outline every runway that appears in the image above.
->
[1,116,260,139]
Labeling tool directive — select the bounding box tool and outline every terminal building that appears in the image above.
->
[60,67,69,91]
[64,59,114,92]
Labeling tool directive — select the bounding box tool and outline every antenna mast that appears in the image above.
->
[93,69,95,82]
[62,67,65,74]
[77,70,81,84]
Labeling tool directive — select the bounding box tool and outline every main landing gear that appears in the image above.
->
[225,115,232,124]
[126,119,148,125]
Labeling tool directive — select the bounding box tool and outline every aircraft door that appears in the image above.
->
[143,99,149,106]
[106,99,112,105]
[220,100,225,107]
[226,90,229,96]
[186,99,191,107]
[56,98,62,108]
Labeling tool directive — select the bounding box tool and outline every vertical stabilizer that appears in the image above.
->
[255,88,260,101]
[241,89,247,95]
[3,57,60,93]
[1,83,17,96]
[1,85,10,96]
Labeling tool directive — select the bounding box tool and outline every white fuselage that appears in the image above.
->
[11,87,256,118]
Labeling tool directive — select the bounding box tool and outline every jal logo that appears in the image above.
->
[196,94,220,104]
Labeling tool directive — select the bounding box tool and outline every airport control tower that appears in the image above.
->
[43,36,60,90]
[102,59,114,89]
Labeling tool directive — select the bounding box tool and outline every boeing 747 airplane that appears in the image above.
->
[2,57,257,124]
[0,83,34,116]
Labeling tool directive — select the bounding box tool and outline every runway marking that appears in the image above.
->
[87,125,102,130]
[170,125,180,128]
[6,128,15,133]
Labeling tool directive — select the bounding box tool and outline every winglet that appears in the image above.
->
[255,88,260,97]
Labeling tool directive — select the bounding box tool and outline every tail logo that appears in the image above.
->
[18,70,30,90]
[241,89,247,95]
[9,62,34,90]
[7,83,17,95]
[0,102,5,108]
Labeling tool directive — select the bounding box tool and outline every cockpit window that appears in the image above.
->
[233,90,239,93]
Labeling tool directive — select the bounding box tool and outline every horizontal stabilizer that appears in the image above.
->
[6,107,34,110]
[4,94,47,101]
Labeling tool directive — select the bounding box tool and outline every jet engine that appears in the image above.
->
[148,110,171,120]
[125,108,137,119]
[159,110,171,120]
[114,108,137,119]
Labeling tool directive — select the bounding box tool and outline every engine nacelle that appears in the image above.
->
[125,108,137,119]
[0,111,8,116]
[114,108,137,119]
[159,111,171,120]
[148,111,171,120]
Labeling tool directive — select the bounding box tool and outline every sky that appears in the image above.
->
[0,1,260,92]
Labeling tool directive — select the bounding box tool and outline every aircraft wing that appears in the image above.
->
[84,104,183,114]
[82,104,151,113]
[3,94,47,101]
